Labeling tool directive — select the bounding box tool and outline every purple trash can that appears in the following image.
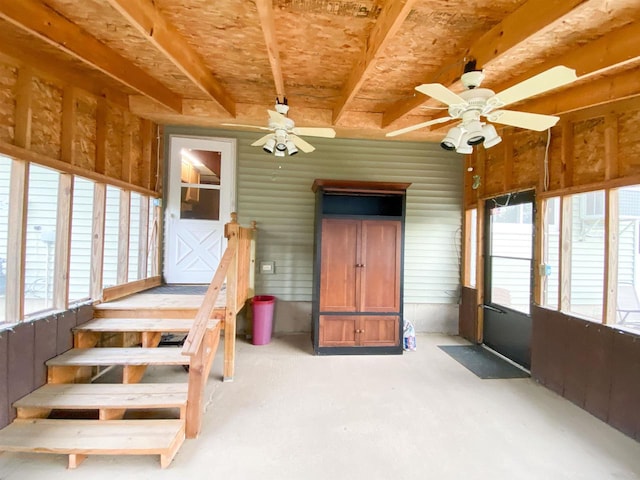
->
[251,295,275,345]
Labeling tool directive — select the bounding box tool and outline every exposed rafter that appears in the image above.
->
[504,20,640,89]
[255,0,286,101]
[382,0,589,127]
[0,37,129,110]
[519,67,640,119]
[427,21,640,135]
[333,0,416,124]
[0,0,182,113]
[106,0,235,117]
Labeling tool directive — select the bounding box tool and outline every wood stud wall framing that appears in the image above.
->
[461,93,640,340]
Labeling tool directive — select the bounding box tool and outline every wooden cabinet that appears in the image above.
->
[312,179,410,354]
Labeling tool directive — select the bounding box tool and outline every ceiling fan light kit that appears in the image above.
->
[222,97,336,157]
[386,65,578,154]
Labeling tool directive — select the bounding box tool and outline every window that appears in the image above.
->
[0,157,11,323]
[488,200,533,314]
[614,186,640,334]
[128,192,141,282]
[103,186,121,288]
[180,148,221,220]
[24,165,59,316]
[542,197,560,309]
[567,191,605,321]
[147,197,157,277]
[465,208,477,287]
[68,177,94,303]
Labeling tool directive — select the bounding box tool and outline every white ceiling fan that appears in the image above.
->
[222,98,336,156]
[386,65,578,153]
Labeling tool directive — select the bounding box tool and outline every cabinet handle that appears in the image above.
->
[355,263,365,267]
[355,329,365,333]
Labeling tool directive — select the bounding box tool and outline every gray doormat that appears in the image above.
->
[438,345,530,379]
[145,285,208,295]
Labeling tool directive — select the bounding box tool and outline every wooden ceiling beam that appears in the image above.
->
[106,0,235,116]
[0,38,129,110]
[255,0,285,101]
[522,66,640,119]
[491,20,640,95]
[382,0,589,127]
[0,0,182,113]
[428,22,640,134]
[333,0,416,124]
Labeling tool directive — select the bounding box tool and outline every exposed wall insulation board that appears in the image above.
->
[75,93,97,172]
[130,116,143,187]
[512,130,545,190]
[46,0,204,100]
[0,63,16,144]
[0,19,138,97]
[30,76,62,160]
[484,147,504,195]
[618,109,640,176]
[105,104,124,180]
[573,117,606,186]
[548,131,564,191]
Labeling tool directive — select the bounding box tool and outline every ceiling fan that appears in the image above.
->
[222,98,336,156]
[386,65,578,154]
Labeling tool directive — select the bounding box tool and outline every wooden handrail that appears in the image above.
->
[181,235,237,357]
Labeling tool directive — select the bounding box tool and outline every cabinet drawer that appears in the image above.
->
[319,316,358,347]
[319,315,400,347]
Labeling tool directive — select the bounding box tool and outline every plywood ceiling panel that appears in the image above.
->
[0,0,637,141]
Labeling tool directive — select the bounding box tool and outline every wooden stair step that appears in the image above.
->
[14,383,188,416]
[75,317,219,333]
[0,418,184,468]
[47,348,190,367]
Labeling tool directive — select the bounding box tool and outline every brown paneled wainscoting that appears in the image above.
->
[0,304,93,429]
[531,306,640,441]
[459,290,640,441]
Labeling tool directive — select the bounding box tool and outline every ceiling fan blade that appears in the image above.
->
[221,123,271,131]
[487,110,560,131]
[415,84,466,106]
[251,134,274,147]
[290,134,315,153]
[385,116,454,137]
[291,127,336,138]
[267,109,287,124]
[491,66,577,108]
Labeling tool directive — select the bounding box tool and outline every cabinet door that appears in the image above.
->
[359,220,401,312]
[361,316,399,346]
[319,315,357,347]
[319,219,359,312]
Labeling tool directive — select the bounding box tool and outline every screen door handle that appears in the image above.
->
[483,304,506,314]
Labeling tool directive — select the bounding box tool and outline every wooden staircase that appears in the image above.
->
[0,215,256,469]
[0,315,221,468]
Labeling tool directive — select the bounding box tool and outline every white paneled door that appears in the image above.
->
[164,136,236,284]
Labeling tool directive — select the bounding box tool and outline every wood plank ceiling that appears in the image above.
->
[0,0,639,142]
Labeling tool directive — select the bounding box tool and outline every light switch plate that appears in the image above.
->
[260,261,275,274]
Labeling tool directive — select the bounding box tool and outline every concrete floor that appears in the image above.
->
[1,333,639,479]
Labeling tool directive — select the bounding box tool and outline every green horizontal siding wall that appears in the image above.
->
[164,126,463,303]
